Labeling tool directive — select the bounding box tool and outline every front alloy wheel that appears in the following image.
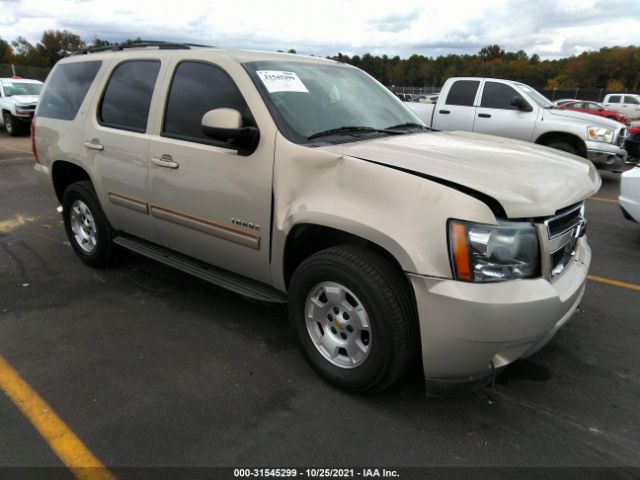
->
[289,245,419,394]
[305,281,371,369]
[3,112,18,136]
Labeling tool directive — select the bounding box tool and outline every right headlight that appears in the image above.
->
[587,126,615,143]
[448,219,540,282]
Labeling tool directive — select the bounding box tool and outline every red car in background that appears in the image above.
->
[558,100,628,124]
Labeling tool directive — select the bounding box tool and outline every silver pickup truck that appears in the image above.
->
[407,77,629,172]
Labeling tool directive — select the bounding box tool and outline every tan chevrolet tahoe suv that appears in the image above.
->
[33,42,600,395]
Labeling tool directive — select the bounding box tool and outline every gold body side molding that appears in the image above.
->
[150,205,260,250]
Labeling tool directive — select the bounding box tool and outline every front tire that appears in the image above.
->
[3,112,20,136]
[547,141,579,156]
[288,246,419,394]
[62,181,114,267]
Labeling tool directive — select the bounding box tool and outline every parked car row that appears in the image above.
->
[31,43,599,394]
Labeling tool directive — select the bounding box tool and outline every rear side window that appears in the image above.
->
[38,61,101,120]
[163,61,252,146]
[445,80,479,107]
[480,82,522,110]
[608,95,621,103]
[99,60,160,132]
[624,96,639,105]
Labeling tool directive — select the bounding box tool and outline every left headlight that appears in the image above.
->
[587,126,614,143]
[448,220,540,282]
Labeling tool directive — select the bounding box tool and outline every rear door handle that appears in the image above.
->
[478,113,492,118]
[439,110,450,114]
[151,154,179,169]
[83,139,104,151]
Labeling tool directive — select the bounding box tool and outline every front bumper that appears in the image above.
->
[586,141,632,172]
[409,237,591,392]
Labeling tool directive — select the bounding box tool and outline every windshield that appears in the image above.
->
[2,82,43,97]
[517,83,554,108]
[244,61,424,144]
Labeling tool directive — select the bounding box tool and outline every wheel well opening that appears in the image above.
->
[283,224,406,289]
[535,132,587,158]
[51,161,91,203]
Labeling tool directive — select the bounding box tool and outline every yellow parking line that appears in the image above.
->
[588,275,640,292]
[0,354,117,480]
[587,196,618,204]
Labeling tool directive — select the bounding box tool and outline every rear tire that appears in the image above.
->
[62,181,114,267]
[288,246,419,394]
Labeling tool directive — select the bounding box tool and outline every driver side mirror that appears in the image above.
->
[201,108,259,156]
[511,96,532,112]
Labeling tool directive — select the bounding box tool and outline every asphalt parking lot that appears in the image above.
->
[1,132,639,479]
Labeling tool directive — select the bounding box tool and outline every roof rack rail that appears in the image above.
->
[71,40,212,56]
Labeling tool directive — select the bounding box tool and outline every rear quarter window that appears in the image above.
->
[99,60,161,133]
[445,80,480,107]
[38,61,102,120]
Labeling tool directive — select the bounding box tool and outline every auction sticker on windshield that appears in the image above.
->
[257,71,309,93]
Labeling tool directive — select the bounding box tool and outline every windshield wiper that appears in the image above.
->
[385,122,431,131]
[307,126,402,140]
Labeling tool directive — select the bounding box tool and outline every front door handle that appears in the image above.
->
[439,109,450,114]
[151,154,179,169]
[83,139,104,151]
[478,113,492,118]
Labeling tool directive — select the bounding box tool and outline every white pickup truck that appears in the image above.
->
[407,77,630,172]
[602,93,640,121]
[0,77,43,136]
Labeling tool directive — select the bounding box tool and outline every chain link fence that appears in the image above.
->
[0,64,51,81]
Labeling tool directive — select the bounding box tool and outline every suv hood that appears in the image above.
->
[545,107,623,127]
[9,95,39,105]
[319,131,601,218]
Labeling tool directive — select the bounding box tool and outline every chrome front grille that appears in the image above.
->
[543,202,586,277]
[545,202,584,239]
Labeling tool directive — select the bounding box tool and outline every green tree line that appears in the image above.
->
[1,30,638,90]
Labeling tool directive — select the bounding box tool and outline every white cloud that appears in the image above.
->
[0,0,638,58]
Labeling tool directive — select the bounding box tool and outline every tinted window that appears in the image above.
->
[99,60,160,132]
[624,96,639,105]
[445,80,479,106]
[163,61,252,145]
[608,95,621,103]
[481,81,523,110]
[38,61,101,120]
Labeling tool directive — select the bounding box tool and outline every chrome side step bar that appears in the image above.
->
[113,235,287,303]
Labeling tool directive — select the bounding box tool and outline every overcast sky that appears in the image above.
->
[1,0,639,59]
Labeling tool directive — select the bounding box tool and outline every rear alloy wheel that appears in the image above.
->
[62,181,114,267]
[288,246,419,394]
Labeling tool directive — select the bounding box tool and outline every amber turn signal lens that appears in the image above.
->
[451,222,472,281]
